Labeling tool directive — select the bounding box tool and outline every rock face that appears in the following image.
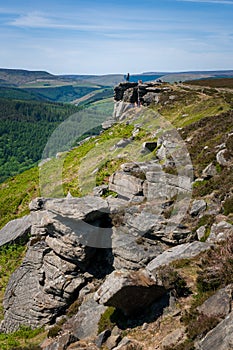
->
[195,312,233,350]
[114,82,170,107]
[94,270,165,316]
[63,298,107,340]
[0,196,125,333]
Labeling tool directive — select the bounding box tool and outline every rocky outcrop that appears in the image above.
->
[0,196,125,333]
[195,311,233,350]
[94,270,165,316]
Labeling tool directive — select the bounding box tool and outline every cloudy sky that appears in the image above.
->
[0,0,232,74]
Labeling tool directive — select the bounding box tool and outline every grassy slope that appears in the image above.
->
[0,84,232,229]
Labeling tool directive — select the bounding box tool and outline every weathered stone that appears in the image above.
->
[202,163,217,179]
[146,241,211,277]
[190,200,207,216]
[143,92,160,105]
[216,149,228,166]
[40,196,110,220]
[113,101,135,121]
[113,338,143,350]
[63,298,107,340]
[93,185,108,197]
[161,327,186,349]
[197,285,233,319]
[197,226,206,241]
[109,172,144,199]
[94,270,165,316]
[0,211,46,247]
[106,334,122,349]
[102,119,116,130]
[207,221,233,243]
[195,311,233,350]
[1,195,125,332]
[67,340,99,350]
[42,333,77,350]
[114,83,138,102]
[115,139,131,148]
[29,197,47,211]
[120,162,140,173]
[95,329,111,348]
[112,227,163,270]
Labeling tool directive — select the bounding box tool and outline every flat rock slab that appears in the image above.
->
[146,241,211,276]
[0,212,45,247]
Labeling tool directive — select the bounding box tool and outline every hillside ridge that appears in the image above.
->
[0,81,232,349]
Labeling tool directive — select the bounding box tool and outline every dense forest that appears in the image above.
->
[24,85,104,102]
[0,98,80,182]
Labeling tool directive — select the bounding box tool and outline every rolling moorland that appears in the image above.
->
[0,74,232,349]
[1,68,233,184]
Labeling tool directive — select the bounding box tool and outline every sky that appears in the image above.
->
[0,0,233,74]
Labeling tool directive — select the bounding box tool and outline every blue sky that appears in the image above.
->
[0,0,232,74]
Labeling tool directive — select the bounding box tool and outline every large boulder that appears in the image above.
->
[197,285,233,319]
[112,227,163,270]
[94,270,165,316]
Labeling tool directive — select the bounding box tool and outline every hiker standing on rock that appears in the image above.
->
[126,73,130,82]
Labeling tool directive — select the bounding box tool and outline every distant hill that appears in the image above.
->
[1,68,233,88]
[0,68,54,86]
[160,70,233,83]
[184,77,233,89]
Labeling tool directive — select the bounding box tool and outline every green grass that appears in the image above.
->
[0,239,29,319]
[0,167,39,229]
[0,326,45,350]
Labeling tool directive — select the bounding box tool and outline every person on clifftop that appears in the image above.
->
[126,73,130,82]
